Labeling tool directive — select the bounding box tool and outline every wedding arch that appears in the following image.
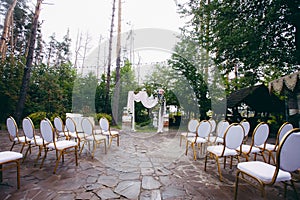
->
[126,90,166,132]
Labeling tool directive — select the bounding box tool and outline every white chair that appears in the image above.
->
[237,122,269,162]
[186,120,212,160]
[6,116,26,152]
[204,123,244,181]
[262,122,293,164]
[65,117,85,151]
[22,117,41,162]
[180,118,199,146]
[53,116,69,140]
[234,128,300,199]
[0,151,23,189]
[81,117,106,158]
[208,120,230,144]
[240,119,250,143]
[99,117,120,148]
[39,118,78,174]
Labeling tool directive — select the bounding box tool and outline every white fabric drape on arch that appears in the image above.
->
[126,91,160,131]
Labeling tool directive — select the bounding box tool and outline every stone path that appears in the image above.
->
[0,129,299,199]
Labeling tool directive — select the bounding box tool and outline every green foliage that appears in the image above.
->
[96,74,107,114]
[27,112,47,128]
[168,53,211,119]
[72,72,98,115]
[180,0,300,91]
[96,113,112,123]
[110,60,138,123]
[0,57,25,122]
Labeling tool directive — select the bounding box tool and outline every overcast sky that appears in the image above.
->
[39,0,187,64]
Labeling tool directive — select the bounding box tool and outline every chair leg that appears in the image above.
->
[92,142,96,159]
[0,164,2,183]
[109,137,113,148]
[185,140,189,156]
[216,156,222,181]
[192,143,197,160]
[23,145,31,163]
[53,151,63,174]
[16,160,21,189]
[234,170,241,200]
[34,146,42,167]
[40,148,48,169]
[117,135,120,146]
[79,142,85,155]
[75,146,78,166]
[20,143,25,153]
[261,152,267,163]
[10,141,16,151]
[204,154,208,171]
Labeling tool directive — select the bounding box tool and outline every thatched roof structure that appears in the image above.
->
[227,84,284,113]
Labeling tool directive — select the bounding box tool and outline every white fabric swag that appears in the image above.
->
[127,91,158,112]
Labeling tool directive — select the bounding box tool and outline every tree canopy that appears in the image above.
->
[179,0,300,89]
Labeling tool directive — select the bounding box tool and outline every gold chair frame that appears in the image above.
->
[234,128,300,199]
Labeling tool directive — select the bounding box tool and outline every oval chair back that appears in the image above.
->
[99,117,110,132]
[54,116,64,132]
[253,122,269,147]
[196,120,212,138]
[7,116,18,140]
[240,119,250,139]
[81,117,93,137]
[40,118,54,143]
[187,119,199,133]
[65,117,77,133]
[277,122,293,145]
[22,117,34,140]
[216,120,230,138]
[279,128,300,173]
[224,123,244,150]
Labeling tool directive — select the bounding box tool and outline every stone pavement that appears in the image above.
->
[0,129,299,200]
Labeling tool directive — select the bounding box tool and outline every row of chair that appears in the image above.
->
[183,119,249,161]
[2,115,120,189]
[181,118,300,198]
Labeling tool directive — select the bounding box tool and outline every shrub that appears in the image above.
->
[96,113,112,123]
[27,112,47,128]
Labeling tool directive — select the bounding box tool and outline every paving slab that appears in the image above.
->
[0,129,299,200]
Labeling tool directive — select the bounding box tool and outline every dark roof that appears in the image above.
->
[227,84,284,113]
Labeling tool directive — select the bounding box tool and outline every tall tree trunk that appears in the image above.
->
[105,0,116,114]
[113,0,122,125]
[15,0,42,123]
[0,0,17,61]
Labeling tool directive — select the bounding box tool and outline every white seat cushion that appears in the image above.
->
[207,145,238,156]
[215,137,224,144]
[86,135,107,141]
[94,129,102,134]
[48,140,77,150]
[69,132,84,139]
[238,161,291,183]
[195,137,207,143]
[0,151,23,163]
[58,131,68,137]
[102,131,119,136]
[238,144,261,153]
[14,136,27,142]
[181,132,196,137]
[31,137,45,145]
[259,143,276,151]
